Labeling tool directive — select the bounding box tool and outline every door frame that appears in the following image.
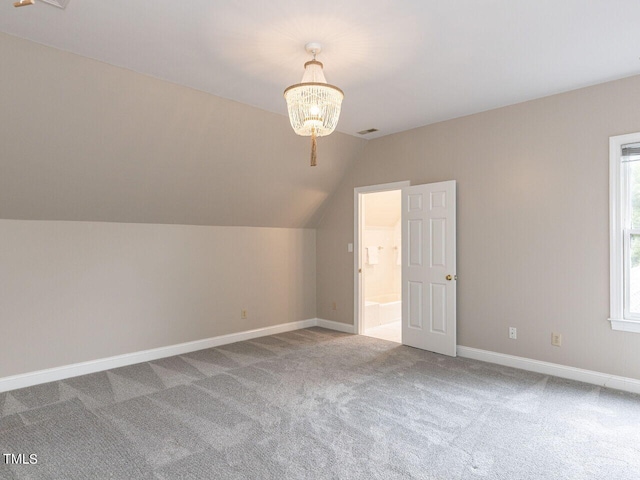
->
[354,181,410,335]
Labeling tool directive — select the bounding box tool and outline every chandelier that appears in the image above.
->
[284,43,344,167]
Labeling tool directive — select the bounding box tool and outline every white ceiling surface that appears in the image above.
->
[2,1,640,139]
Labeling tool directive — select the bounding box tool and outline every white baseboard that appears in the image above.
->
[14,320,632,397]
[316,318,356,334]
[457,346,640,395]
[0,318,316,393]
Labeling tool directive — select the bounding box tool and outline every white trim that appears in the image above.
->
[5,322,636,397]
[610,135,624,324]
[353,181,410,336]
[316,318,356,334]
[609,132,640,333]
[609,317,640,333]
[0,319,316,393]
[457,346,640,395]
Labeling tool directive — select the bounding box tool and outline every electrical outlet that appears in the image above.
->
[509,327,517,340]
[332,302,337,311]
[551,332,562,347]
[241,309,247,319]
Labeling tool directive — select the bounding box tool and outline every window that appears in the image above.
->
[610,132,640,333]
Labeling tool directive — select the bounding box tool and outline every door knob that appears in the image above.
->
[446,275,452,281]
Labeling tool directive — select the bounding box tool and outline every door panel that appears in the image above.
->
[408,281,423,328]
[408,219,423,266]
[402,181,456,356]
[430,218,446,267]
[430,283,447,333]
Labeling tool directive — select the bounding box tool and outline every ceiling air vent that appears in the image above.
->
[41,0,70,8]
[357,128,378,135]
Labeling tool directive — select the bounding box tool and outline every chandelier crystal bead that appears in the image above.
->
[284,44,344,166]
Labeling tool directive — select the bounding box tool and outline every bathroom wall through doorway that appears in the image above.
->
[354,181,409,342]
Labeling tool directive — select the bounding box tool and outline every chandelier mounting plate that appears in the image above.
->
[305,42,322,56]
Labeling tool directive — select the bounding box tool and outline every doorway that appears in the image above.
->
[355,180,458,356]
[354,181,410,343]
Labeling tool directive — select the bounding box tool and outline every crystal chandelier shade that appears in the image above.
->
[284,61,344,137]
[284,43,344,166]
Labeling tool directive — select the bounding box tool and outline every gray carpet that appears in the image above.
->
[1,328,639,479]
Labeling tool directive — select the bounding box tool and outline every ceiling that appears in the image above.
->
[2,0,640,140]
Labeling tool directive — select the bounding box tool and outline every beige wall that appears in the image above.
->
[0,220,315,378]
[3,32,640,383]
[0,33,365,228]
[317,74,640,380]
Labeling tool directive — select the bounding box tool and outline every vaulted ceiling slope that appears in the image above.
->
[0,34,365,228]
[2,1,640,139]
[3,1,640,227]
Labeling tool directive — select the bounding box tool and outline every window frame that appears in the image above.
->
[609,132,640,333]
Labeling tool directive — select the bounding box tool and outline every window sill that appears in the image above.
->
[609,318,640,333]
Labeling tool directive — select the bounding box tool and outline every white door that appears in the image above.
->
[402,181,457,356]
